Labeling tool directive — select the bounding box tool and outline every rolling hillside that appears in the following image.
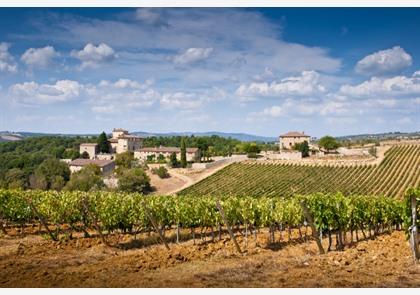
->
[180,144,420,197]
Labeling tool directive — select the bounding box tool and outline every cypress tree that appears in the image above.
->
[97,131,110,153]
[180,137,187,168]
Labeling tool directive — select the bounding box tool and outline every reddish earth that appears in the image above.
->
[0,228,419,287]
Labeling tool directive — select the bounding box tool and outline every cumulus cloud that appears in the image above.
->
[355,46,412,76]
[20,46,57,68]
[10,80,83,104]
[71,43,117,69]
[340,71,420,97]
[0,42,17,74]
[173,48,214,65]
[236,71,326,99]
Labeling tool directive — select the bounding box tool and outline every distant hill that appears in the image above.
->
[336,131,420,141]
[131,131,277,142]
[0,130,277,143]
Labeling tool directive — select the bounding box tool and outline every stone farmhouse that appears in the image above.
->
[279,131,311,150]
[79,128,143,159]
[135,146,200,162]
[68,159,115,175]
[109,128,143,154]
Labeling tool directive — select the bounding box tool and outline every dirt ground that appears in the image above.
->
[148,161,238,195]
[0,227,419,288]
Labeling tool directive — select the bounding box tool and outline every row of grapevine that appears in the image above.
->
[180,145,420,197]
[0,189,414,251]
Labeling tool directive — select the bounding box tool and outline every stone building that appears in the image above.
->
[279,131,310,150]
[79,143,98,159]
[68,159,115,175]
[109,128,143,154]
[134,146,200,162]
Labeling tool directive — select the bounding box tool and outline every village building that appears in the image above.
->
[279,131,311,150]
[134,146,200,162]
[79,143,98,159]
[109,128,143,154]
[68,159,116,175]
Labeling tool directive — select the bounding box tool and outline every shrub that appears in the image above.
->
[118,168,151,193]
[151,166,170,179]
[64,164,105,192]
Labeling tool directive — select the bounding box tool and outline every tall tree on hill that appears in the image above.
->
[97,131,110,153]
[180,137,187,168]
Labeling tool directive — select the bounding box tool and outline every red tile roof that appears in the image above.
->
[280,131,310,138]
[138,147,199,153]
[69,159,115,168]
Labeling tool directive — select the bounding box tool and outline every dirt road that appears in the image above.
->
[0,229,419,287]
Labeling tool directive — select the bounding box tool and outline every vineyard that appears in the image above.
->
[180,144,420,197]
[1,189,417,252]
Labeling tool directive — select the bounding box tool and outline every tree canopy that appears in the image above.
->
[97,131,110,153]
[318,136,340,152]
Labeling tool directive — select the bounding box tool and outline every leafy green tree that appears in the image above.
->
[318,136,340,153]
[169,152,178,168]
[62,149,80,160]
[32,158,71,190]
[157,154,166,162]
[294,140,310,157]
[64,164,105,192]
[97,131,110,153]
[115,151,136,174]
[5,168,27,189]
[118,168,151,193]
[151,166,170,178]
[180,137,187,168]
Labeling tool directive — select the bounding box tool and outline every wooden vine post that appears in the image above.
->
[409,195,419,262]
[141,198,170,251]
[27,198,58,242]
[300,200,325,254]
[216,199,242,254]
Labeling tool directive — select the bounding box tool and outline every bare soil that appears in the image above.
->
[0,228,419,288]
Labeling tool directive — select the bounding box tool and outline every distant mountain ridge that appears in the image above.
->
[131,131,277,142]
[1,130,418,143]
[0,130,277,142]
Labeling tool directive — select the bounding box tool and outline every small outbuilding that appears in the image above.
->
[69,159,115,175]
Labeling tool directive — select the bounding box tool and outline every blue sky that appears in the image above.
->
[0,8,419,137]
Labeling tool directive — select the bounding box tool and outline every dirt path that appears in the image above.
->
[0,230,419,287]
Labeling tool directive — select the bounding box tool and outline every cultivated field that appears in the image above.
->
[180,144,420,197]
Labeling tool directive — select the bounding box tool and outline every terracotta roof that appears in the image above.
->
[113,128,128,132]
[138,147,199,153]
[69,159,115,168]
[80,143,98,146]
[280,131,310,138]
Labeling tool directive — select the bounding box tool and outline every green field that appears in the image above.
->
[180,145,420,197]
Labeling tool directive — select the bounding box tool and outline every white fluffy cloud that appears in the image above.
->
[236,71,326,99]
[340,71,420,97]
[0,42,17,74]
[20,46,57,68]
[10,80,83,104]
[71,43,117,69]
[173,48,214,65]
[355,46,412,76]
[160,92,203,109]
